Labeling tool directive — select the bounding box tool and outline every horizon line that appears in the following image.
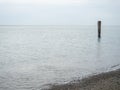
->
[0,25,120,26]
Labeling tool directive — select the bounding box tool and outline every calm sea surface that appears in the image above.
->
[0,25,120,90]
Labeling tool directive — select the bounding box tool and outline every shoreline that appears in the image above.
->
[45,69,120,90]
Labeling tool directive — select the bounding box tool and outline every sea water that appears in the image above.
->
[0,25,120,90]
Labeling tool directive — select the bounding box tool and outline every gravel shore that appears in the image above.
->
[46,69,120,90]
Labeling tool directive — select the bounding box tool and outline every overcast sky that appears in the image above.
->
[0,0,120,25]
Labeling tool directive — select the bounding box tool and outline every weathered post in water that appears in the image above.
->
[98,21,101,38]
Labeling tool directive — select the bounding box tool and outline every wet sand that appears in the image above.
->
[46,69,120,90]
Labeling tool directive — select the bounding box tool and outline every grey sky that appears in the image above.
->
[0,0,120,25]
